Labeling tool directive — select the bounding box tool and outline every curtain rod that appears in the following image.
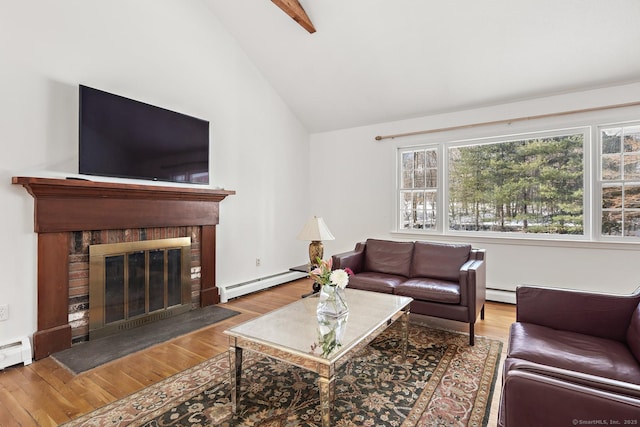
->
[374,101,640,141]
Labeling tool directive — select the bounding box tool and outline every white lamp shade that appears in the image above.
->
[297,216,335,241]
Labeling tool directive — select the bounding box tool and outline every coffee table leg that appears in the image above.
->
[318,375,335,427]
[401,309,410,360]
[229,345,243,414]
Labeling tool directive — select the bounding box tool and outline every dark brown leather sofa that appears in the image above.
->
[331,238,486,345]
[499,285,640,427]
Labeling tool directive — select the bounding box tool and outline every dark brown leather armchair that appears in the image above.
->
[499,285,640,427]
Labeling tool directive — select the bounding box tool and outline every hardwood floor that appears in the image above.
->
[0,278,515,426]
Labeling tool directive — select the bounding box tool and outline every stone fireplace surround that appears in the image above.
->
[13,176,234,360]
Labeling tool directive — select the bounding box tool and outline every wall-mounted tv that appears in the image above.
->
[79,85,209,185]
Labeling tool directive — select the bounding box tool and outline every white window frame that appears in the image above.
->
[597,120,640,241]
[395,126,595,241]
[397,145,442,231]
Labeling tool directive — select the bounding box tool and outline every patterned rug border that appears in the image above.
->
[62,325,503,427]
[405,320,503,427]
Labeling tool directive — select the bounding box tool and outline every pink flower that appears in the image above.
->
[309,258,351,289]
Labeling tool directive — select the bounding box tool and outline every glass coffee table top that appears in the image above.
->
[225,288,412,362]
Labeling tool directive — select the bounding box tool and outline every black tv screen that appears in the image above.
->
[79,85,209,185]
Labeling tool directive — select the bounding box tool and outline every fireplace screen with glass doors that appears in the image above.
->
[89,237,192,340]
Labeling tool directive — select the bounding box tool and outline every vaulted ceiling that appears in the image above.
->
[203,0,640,133]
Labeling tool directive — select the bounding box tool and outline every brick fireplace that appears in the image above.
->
[13,176,234,360]
[72,229,199,343]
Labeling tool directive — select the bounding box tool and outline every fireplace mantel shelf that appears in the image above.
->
[13,176,235,233]
[13,176,235,202]
[13,176,235,359]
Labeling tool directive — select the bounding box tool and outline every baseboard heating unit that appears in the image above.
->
[486,288,516,304]
[218,270,308,303]
[0,337,32,370]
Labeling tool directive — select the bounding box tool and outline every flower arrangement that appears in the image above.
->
[308,259,353,352]
[310,258,353,317]
[308,258,353,289]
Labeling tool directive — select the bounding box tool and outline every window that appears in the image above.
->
[448,133,584,235]
[600,123,640,237]
[398,129,588,238]
[399,148,438,230]
[397,116,640,242]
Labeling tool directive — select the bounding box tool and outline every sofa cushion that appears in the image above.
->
[347,272,404,294]
[627,302,640,363]
[509,322,640,384]
[363,239,414,277]
[395,278,461,304]
[410,241,471,281]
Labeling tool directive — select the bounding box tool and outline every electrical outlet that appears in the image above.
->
[256,258,261,267]
[0,304,8,321]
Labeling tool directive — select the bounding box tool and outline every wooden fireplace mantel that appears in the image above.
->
[13,176,235,359]
[13,176,235,232]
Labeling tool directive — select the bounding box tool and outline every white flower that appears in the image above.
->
[329,269,349,289]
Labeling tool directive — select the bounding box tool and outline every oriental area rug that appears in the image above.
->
[62,323,502,427]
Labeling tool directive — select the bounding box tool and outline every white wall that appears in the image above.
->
[310,82,640,301]
[0,0,311,345]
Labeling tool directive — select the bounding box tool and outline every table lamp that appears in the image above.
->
[297,216,335,267]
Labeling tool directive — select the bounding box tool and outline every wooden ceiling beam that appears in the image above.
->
[271,0,316,34]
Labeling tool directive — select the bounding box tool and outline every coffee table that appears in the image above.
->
[224,288,412,427]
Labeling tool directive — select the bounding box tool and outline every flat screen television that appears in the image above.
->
[79,85,209,185]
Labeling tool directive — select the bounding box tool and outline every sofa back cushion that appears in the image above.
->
[410,241,471,281]
[627,302,640,362]
[363,239,414,277]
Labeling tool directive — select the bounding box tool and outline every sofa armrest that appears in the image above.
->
[459,258,486,316]
[331,242,365,273]
[470,248,485,261]
[516,285,640,342]
[506,358,640,399]
[500,368,640,426]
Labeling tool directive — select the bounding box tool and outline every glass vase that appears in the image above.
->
[315,313,348,357]
[316,284,349,317]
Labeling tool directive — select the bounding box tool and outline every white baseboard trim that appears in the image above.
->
[486,288,516,304]
[218,271,309,303]
[218,275,515,305]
